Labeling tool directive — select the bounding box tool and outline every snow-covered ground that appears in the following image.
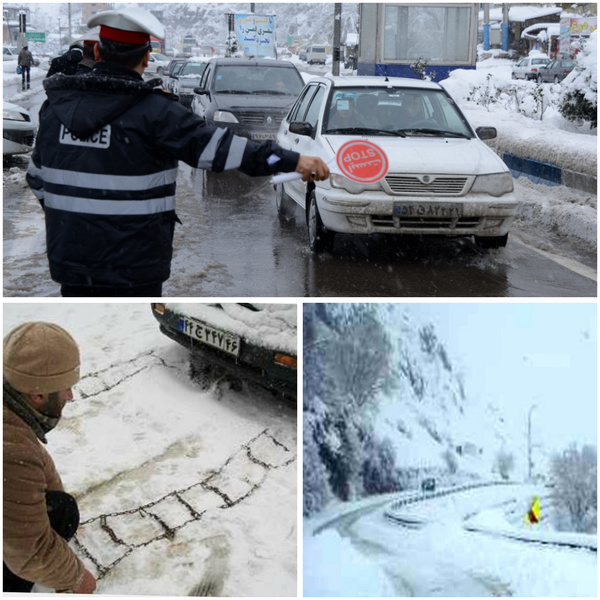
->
[3,304,298,596]
[304,484,597,597]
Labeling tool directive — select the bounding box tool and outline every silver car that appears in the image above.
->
[511,56,551,80]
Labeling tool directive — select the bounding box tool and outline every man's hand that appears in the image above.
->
[71,569,97,594]
[295,156,330,182]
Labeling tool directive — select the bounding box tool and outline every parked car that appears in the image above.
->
[3,46,17,60]
[421,478,436,492]
[171,59,208,108]
[275,75,518,252]
[151,303,297,397]
[511,55,551,80]
[191,57,304,141]
[536,58,575,83]
[161,57,187,92]
[3,101,37,155]
[145,52,171,75]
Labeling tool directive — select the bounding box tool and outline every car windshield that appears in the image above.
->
[214,65,304,95]
[180,62,207,77]
[323,86,473,138]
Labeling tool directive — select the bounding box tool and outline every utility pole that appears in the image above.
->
[250,3,255,13]
[527,404,537,481]
[332,3,342,76]
[67,2,72,46]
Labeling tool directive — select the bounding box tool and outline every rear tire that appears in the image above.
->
[307,190,335,253]
[275,183,296,222]
[554,75,560,84]
[475,233,508,249]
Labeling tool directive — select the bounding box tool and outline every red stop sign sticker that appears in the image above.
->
[336,140,389,183]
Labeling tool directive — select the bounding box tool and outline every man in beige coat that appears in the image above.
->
[3,322,96,593]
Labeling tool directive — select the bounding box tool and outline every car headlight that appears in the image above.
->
[330,173,382,195]
[3,109,27,122]
[213,110,239,123]
[470,172,514,197]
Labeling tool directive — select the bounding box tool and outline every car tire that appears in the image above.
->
[554,75,560,84]
[275,183,296,222]
[307,190,335,253]
[511,73,517,80]
[475,233,508,249]
[537,74,543,84]
[157,67,163,75]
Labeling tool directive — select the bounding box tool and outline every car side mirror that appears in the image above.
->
[289,121,315,138]
[476,126,497,140]
[193,87,208,95]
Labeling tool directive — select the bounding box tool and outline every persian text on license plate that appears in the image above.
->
[394,203,464,218]
[177,317,241,357]
[251,132,277,140]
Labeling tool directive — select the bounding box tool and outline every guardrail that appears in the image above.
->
[384,482,596,552]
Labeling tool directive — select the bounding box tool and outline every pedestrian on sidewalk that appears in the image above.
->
[18,45,34,90]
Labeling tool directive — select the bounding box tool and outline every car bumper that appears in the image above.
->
[315,189,519,237]
[3,123,36,155]
[153,310,297,398]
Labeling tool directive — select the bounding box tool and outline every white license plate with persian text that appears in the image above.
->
[251,132,277,140]
[177,317,241,356]
[394,203,464,218]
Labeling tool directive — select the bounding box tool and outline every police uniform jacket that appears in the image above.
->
[27,62,300,289]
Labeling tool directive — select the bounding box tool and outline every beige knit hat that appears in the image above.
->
[3,322,80,394]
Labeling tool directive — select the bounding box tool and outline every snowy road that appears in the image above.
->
[3,304,298,596]
[3,158,596,297]
[304,485,597,597]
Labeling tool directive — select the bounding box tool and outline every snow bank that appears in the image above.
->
[304,529,393,596]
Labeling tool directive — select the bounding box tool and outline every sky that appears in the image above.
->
[400,302,597,454]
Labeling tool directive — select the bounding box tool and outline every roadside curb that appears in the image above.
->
[502,152,597,195]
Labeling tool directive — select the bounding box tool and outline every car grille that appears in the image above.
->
[235,111,285,126]
[371,214,481,230]
[384,175,469,196]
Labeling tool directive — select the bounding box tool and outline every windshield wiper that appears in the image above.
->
[325,127,407,137]
[252,90,289,95]
[217,90,250,95]
[397,128,471,139]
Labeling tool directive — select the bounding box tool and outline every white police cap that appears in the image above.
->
[88,6,165,44]
[75,26,100,44]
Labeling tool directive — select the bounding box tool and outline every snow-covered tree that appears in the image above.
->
[494,448,515,480]
[559,31,597,128]
[550,444,597,533]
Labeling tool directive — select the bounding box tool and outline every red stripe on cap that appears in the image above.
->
[100,25,149,45]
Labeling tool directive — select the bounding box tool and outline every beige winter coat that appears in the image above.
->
[3,405,85,590]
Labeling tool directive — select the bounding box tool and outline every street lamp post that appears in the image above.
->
[528,404,537,481]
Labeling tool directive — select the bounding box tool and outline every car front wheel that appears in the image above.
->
[511,72,517,80]
[537,74,543,84]
[275,183,296,222]
[307,190,335,253]
[475,233,508,249]
[554,75,560,84]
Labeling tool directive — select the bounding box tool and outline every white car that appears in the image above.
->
[3,101,37,155]
[511,56,551,80]
[3,46,18,60]
[171,59,208,108]
[275,76,518,252]
[145,52,171,75]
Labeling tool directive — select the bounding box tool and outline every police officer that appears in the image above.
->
[46,41,83,77]
[27,6,329,297]
[76,27,100,74]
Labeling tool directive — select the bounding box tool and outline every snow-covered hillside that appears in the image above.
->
[376,306,508,480]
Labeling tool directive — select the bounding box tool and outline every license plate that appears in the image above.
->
[394,203,464,218]
[251,132,277,140]
[177,317,240,357]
